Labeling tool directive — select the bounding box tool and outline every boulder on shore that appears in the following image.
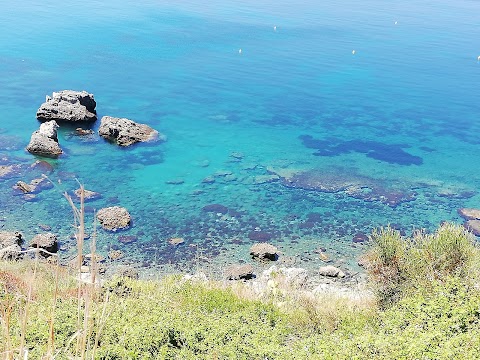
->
[29,233,59,257]
[0,231,23,261]
[225,264,255,280]
[97,206,132,231]
[98,116,163,146]
[26,120,63,158]
[36,90,97,122]
[250,242,279,261]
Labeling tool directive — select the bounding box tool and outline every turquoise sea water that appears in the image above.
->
[1,0,480,276]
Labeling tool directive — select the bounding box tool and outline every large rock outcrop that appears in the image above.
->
[0,231,23,260]
[26,120,63,158]
[97,206,132,231]
[37,90,97,122]
[98,116,162,146]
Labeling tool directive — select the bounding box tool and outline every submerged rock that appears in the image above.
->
[14,181,35,193]
[30,160,54,174]
[75,128,95,136]
[250,242,279,261]
[29,233,58,257]
[26,120,63,158]
[36,90,97,122]
[458,208,480,221]
[108,249,124,260]
[168,237,185,246]
[98,116,162,146]
[14,177,52,194]
[74,188,101,201]
[97,206,132,231]
[0,165,16,179]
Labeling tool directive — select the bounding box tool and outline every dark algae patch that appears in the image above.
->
[300,135,423,166]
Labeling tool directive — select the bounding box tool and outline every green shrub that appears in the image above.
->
[364,223,479,307]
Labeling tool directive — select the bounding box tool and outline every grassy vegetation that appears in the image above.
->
[1,222,480,359]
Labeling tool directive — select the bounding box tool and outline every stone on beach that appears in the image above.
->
[225,264,255,280]
[319,265,346,278]
[98,116,163,146]
[97,206,132,231]
[26,120,63,158]
[250,242,279,261]
[36,90,97,122]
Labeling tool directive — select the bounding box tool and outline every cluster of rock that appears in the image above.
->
[223,241,346,283]
[27,90,164,157]
[0,231,58,260]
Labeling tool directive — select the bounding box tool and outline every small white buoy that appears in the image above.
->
[394,21,398,25]
[273,25,277,31]
[239,48,242,54]
[21,59,25,62]
[352,50,356,55]
[477,55,480,61]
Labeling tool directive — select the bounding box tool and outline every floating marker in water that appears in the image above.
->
[478,55,480,61]
[352,50,356,55]
[394,21,398,25]
[274,25,277,31]
[239,48,242,54]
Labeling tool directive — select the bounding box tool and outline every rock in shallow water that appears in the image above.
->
[458,208,480,220]
[36,90,97,122]
[250,242,279,261]
[26,120,63,158]
[98,116,163,146]
[97,206,132,231]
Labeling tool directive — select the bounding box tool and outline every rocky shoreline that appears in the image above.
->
[1,89,480,291]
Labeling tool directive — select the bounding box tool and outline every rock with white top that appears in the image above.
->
[37,90,97,122]
[26,120,62,158]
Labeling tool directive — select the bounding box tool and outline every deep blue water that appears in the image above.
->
[1,0,480,276]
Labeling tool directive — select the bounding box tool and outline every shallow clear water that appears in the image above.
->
[1,0,480,276]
